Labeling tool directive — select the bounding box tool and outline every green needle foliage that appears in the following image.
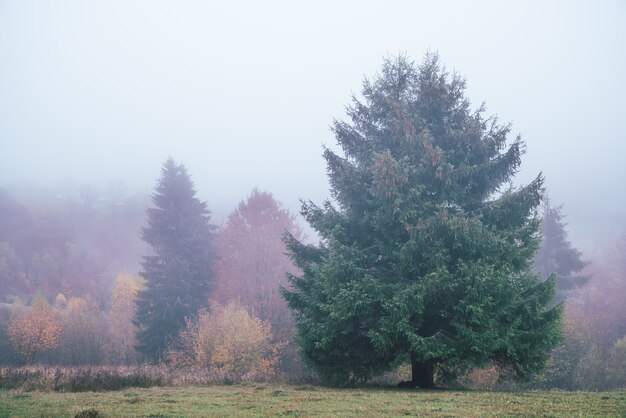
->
[534,198,589,302]
[282,54,562,387]
[135,158,215,363]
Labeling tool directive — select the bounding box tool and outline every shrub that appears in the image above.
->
[74,408,102,418]
[54,295,112,365]
[0,365,231,391]
[7,298,61,364]
[168,300,282,382]
[459,365,501,390]
[0,366,164,391]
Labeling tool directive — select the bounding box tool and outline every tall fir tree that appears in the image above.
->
[282,54,562,387]
[534,198,588,301]
[134,158,215,362]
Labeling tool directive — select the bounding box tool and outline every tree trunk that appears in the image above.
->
[410,353,436,388]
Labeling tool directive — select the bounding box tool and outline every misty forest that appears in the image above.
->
[1,2,625,416]
[1,54,624,391]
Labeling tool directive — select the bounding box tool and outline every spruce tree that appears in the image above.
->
[135,158,215,362]
[534,198,588,301]
[282,54,562,387]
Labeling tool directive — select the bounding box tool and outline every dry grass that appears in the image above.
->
[0,366,232,392]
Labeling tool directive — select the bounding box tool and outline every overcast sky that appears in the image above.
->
[1,1,624,251]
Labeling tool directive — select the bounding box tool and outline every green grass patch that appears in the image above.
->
[0,384,624,417]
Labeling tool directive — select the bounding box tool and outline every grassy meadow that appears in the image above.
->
[1,384,625,418]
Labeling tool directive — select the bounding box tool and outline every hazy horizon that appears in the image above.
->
[1,1,625,252]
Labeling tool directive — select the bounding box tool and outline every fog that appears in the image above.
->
[1,0,625,250]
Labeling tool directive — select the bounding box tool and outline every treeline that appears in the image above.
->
[0,171,306,380]
[1,174,623,389]
[0,274,144,366]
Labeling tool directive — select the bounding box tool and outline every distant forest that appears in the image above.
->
[0,184,148,302]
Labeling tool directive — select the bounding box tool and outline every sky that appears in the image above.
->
[1,0,625,251]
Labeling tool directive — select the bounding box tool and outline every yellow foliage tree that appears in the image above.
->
[109,273,145,364]
[57,294,110,365]
[7,298,61,364]
[170,300,282,381]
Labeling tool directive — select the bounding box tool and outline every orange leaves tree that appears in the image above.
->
[212,189,303,371]
[170,301,281,381]
[213,190,302,333]
[7,299,61,364]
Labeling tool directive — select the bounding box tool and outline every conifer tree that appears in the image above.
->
[135,158,215,362]
[534,198,588,301]
[282,54,562,387]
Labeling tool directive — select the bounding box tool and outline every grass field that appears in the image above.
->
[1,384,624,417]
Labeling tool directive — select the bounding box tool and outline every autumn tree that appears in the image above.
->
[168,300,281,381]
[8,298,61,364]
[598,231,626,343]
[283,54,562,387]
[532,231,626,390]
[135,158,215,362]
[109,273,145,364]
[577,231,626,346]
[213,190,302,347]
[55,295,111,365]
[534,198,588,301]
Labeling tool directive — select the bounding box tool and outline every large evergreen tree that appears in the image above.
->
[282,54,562,387]
[534,198,588,301]
[135,158,215,362]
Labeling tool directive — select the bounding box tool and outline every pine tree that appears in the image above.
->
[134,158,215,362]
[534,198,588,301]
[282,54,562,387]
